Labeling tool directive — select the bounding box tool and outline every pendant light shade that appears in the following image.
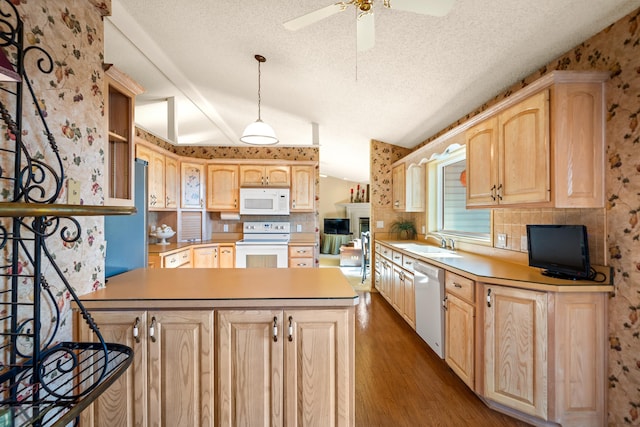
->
[240,54,278,145]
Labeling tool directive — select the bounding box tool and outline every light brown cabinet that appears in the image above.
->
[290,165,315,211]
[466,90,550,207]
[78,309,214,427]
[391,163,405,210]
[135,143,178,210]
[149,247,192,269]
[466,72,607,209]
[105,66,144,206]
[392,163,425,212]
[288,244,314,268]
[181,161,206,209]
[206,164,239,211]
[218,244,235,268]
[217,308,353,427]
[444,271,476,390]
[377,243,416,329]
[239,165,290,187]
[483,285,548,420]
[192,244,218,268]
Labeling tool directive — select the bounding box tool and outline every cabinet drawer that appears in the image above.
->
[289,246,314,258]
[164,249,191,268]
[391,250,403,264]
[289,258,314,268]
[445,271,475,302]
[378,244,392,260]
[402,255,417,272]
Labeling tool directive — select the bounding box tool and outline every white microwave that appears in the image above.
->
[239,188,290,215]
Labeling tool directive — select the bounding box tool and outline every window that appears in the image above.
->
[428,149,491,242]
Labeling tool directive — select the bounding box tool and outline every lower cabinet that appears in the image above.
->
[217,308,354,427]
[288,245,314,268]
[444,292,475,389]
[376,243,416,329]
[77,310,215,427]
[218,243,235,268]
[193,244,219,268]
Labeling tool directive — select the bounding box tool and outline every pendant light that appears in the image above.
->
[240,54,278,145]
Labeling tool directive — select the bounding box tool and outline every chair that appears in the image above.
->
[360,231,370,283]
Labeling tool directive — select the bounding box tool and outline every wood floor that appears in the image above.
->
[355,291,531,427]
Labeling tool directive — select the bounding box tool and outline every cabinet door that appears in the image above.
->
[402,272,416,329]
[498,90,550,205]
[380,260,392,302]
[392,164,405,210]
[265,166,290,187]
[218,244,235,268]
[484,285,548,419]
[285,309,353,427]
[149,150,166,209]
[207,164,239,211]
[239,165,265,186]
[405,164,425,212]
[391,264,404,314]
[466,117,499,207]
[445,292,475,389]
[193,245,218,268]
[217,310,284,427]
[78,310,147,427]
[181,161,205,209]
[164,155,179,209]
[290,165,314,211]
[148,311,215,427]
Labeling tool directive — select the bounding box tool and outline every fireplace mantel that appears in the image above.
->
[337,203,370,236]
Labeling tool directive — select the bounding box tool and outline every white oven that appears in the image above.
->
[235,222,290,268]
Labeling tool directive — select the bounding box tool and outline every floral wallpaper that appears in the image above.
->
[371,7,640,425]
[0,0,110,349]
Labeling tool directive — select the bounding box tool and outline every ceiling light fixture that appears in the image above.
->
[240,54,278,145]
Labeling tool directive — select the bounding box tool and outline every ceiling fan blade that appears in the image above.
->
[388,0,455,17]
[283,3,345,31]
[357,12,375,52]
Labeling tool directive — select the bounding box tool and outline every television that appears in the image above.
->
[324,218,350,235]
[526,224,592,280]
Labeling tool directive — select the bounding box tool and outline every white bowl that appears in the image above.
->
[153,229,175,245]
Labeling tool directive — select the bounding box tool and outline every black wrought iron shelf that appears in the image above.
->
[0,1,135,425]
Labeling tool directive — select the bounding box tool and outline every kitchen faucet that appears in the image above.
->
[427,234,448,249]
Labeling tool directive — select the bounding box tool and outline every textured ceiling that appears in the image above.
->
[104,0,640,183]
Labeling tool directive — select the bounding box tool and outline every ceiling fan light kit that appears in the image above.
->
[240,54,279,146]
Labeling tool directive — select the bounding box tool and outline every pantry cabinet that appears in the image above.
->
[217,308,353,426]
[465,72,607,209]
[290,165,315,211]
[77,310,214,427]
[206,164,239,211]
[239,165,290,187]
[181,160,206,209]
[444,271,476,390]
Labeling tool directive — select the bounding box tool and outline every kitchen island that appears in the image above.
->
[76,268,357,427]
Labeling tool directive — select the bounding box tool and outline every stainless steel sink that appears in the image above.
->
[391,243,462,258]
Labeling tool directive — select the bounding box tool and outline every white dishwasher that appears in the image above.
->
[414,260,446,358]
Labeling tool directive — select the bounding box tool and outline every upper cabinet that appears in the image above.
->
[392,163,425,212]
[240,165,290,187]
[104,66,144,206]
[290,165,315,212]
[135,143,178,210]
[465,72,607,209]
[207,164,239,212]
[181,160,206,209]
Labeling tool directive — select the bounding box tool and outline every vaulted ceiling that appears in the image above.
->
[104,0,639,182]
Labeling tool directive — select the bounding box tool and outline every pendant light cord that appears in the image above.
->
[257,59,262,120]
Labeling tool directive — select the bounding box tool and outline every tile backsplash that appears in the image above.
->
[493,208,605,265]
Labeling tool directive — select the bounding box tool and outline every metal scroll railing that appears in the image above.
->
[0,1,134,425]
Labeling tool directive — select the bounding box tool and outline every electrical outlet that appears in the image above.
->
[497,233,507,248]
[67,179,80,204]
[223,224,229,232]
[421,226,426,234]
[521,235,528,252]
[296,224,302,232]
[376,221,384,229]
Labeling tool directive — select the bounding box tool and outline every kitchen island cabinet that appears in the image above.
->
[76,268,357,427]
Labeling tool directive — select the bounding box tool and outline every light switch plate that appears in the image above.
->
[421,226,426,234]
[296,224,302,232]
[497,233,507,248]
[223,224,229,232]
[521,235,528,252]
[67,179,80,204]
[376,221,384,229]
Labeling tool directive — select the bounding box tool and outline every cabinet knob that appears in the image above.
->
[487,288,492,308]
[133,317,141,343]
[288,316,294,342]
[149,316,157,343]
[442,295,448,310]
[273,316,278,342]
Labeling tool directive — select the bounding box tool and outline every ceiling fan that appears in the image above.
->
[283,0,455,52]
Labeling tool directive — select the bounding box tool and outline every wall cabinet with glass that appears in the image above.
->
[105,66,144,206]
[465,72,607,209]
[181,160,206,209]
